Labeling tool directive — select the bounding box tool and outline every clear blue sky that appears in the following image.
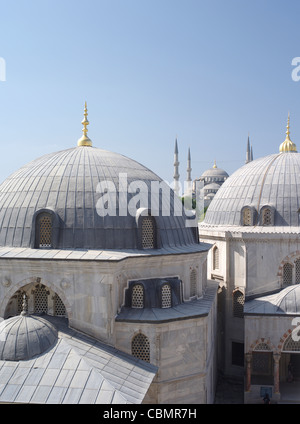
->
[0,0,300,184]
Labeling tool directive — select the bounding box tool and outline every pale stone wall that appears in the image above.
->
[115,309,217,404]
[0,247,218,404]
[200,227,300,378]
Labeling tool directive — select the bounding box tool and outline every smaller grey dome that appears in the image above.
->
[276,285,300,314]
[201,166,229,178]
[0,314,57,361]
[245,285,300,315]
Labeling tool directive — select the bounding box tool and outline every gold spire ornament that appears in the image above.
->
[213,160,217,168]
[77,102,92,147]
[279,113,297,153]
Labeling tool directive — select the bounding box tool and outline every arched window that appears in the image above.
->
[213,246,219,270]
[190,269,197,297]
[131,333,150,363]
[262,208,272,226]
[37,213,53,248]
[161,284,172,308]
[283,263,293,286]
[282,333,300,352]
[141,216,157,249]
[132,284,144,309]
[233,289,244,318]
[242,208,252,226]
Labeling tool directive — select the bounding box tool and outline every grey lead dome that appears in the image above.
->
[0,146,196,249]
[0,314,57,361]
[204,152,300,227]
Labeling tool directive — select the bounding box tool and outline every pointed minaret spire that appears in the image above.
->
[187,147,192,182]
[279,112,297,153]
[77,102,92,147]
[245,133,251,164]
[250,144,253,161]
[173,137,180,196]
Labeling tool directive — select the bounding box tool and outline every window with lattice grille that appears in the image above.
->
[54,293,66,316]
[262,208,272,226]
[141,216,156,249]
[233,290,244,318]
[213,246,219,270]
[252,352,273,375]
[283,263,293,285]
[39,215,52,248]
[132,284,144,308]
[190,269,197,297]
[161,284,172,308]
[243,208,252,226]
[34,285,48,314]
[131,333,150,362]
[283,334,300,352]
[295,260,300,284]
[254,343,271,351]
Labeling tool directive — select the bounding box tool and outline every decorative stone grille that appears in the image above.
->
[141,217,155,249]
[54,293,66,316]
[282,335,300,352]
[262,208,272,226]
[132,284,144,308]
[295,259,300,284]
[213,247,219,270]
[243,208,251,226]
[252,352,272,374]
[283,263,293,285]
[39,215,52,248]
[161,284,172,308]
[34,285,48,314]
[190,269,197,297]
[254,342,271,351]
[131,333,150,362]
[233,290,244,318]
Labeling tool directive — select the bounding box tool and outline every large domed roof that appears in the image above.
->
[204,152,300,227]
[0,313,57,361]
[0,104,197,250]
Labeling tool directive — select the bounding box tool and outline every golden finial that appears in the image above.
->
[77,102,92,147]
[213,159,217,168]
[279,112,297,153]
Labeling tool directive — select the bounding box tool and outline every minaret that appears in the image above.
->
[245,134,251,164]
[250,145,253,161]
[77,102,93,147]
[187,147,192,182]
[185,147,192,196]
[173,138,180,196]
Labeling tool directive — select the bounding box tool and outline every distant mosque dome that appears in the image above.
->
[201,161,229,180]
[193,161,229,209]
[0,311,57,361]
[204,115,300,227]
